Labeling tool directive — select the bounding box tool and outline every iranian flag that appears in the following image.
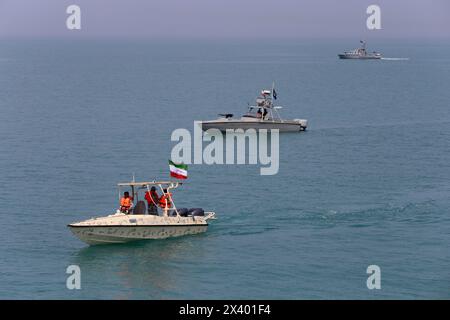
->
[169,160,188,179]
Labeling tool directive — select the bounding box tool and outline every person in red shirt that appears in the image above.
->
[145,186,159,215]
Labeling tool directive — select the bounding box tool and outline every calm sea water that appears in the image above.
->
[0,39,449,299]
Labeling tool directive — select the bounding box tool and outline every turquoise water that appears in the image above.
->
[0,39,449,299]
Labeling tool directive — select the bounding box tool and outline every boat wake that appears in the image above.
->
[381,57,410,61]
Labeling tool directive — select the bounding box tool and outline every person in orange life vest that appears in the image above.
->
[144,186,159,215]
[119,191,134,214]
[159,188,173,216]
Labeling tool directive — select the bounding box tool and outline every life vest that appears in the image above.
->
[120,197,132,208]
[159,193,172,209]
[145,191,159,206]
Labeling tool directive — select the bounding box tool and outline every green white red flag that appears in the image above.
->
[169,160,188,179]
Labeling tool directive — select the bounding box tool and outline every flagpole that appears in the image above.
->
[271,81,275,103]
[270,81,275,121]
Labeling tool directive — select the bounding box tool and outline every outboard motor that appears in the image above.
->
[188,208,205,217]
[177,208,189,217]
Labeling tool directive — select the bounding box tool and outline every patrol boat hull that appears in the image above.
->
[201,119,307,132]
[338,53,382,60]
[68,213,213,245]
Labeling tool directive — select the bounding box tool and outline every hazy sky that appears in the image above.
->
[0,0,448,39]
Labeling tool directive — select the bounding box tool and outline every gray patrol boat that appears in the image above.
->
[338,40,382,60]
[200,84,308,132]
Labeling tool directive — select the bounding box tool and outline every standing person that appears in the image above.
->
[145,186,159,215]
[119,191,133,214]
[159,188,173,216]
[256,108,263,118]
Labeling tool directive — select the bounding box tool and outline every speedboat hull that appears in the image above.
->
[68,213,214,245]
[201,119,307,132]
[69,224,208,245]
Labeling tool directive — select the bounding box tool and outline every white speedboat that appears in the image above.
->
[68,180,216,245]
[200,84,307,132]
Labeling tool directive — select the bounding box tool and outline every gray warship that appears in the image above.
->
[338,40,382,60]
